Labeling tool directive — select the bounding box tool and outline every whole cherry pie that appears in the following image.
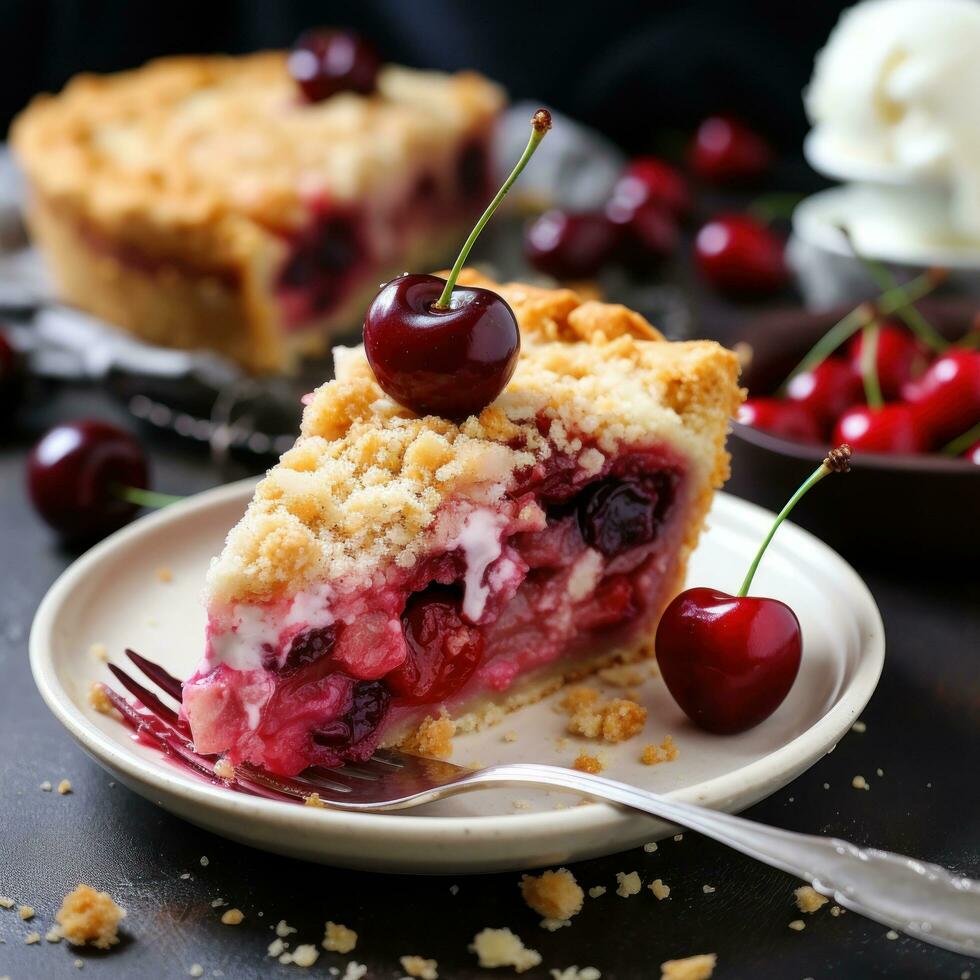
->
[181,273,742,775]
[11,51,503,372]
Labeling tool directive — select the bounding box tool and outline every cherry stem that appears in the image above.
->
[737,445,851,598]
[942,421,980,456]
[858,317,884,410]
[837,226,948,352]
[778,270,944,393]
[747,191,805,224]
[112,485,184,509]
[433,108,552,310]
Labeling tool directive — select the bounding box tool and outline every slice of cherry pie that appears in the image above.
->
[182,273,742,774]
[11,53,503,372]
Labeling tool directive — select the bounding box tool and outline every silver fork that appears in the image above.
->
[107,651,980,957]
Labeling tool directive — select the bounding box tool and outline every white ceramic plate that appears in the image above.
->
[30,481,884,874]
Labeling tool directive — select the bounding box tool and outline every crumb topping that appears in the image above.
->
[322,921,358,954]
[794,885,829,913]
[55,884,125,949]
[402,713,455,760]
[519,869,584,924]
[400,955,439,979]
[660,954,717,980]
[572,753,603,774]
[469,928,542,973]
[567,697,647,743]
[205,273,741,605]
[641,735,678,765]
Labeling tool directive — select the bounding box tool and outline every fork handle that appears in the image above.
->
[471,765,980,956]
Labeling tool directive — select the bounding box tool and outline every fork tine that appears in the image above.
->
[125,648,184,702]
[107,663,181,728]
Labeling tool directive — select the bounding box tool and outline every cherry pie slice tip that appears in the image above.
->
[11,54,503,372]
[182,273,743,775]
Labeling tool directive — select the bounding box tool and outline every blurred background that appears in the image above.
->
[0,0,850,148]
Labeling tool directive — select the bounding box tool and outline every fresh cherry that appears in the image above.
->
[313,680,390,761]
[689,116,772,184]
[605,198,678,271]
[576,473,674,557]
[737,398,823,444]
[785,357,863,431]
[901,350,980,445]
[365,110,552,419]
[524,210,619,280]
[288,28,381,103]
[832,404,930,454]
[27,420,149,541]
[611,157,690,218]
[656,446,851,733]
[847,322,927,400]
[386,585,483,704]
[694,214,787,297]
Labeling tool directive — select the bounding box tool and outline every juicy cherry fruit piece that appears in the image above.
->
[364,273,520,420]
[785,357,863,430]
[577,473,674,557]
[738,398,823,444]
[847,323,927,400]
[832,404,930,454]
[27,419,148,541]
[656,587,801,734]
[313,680,390,758]
[386,585,483,704]
[288,29,381,103]
[524,210,619,280]
[612,157,690,218]
[689,116,772,183]
[605,199,678,270]
[694,214,786,297]
[901,350,980,444]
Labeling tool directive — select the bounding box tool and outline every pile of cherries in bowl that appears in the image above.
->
[739,305,980,460]
[524,116,789,298]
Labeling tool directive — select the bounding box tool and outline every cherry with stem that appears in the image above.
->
[941,420,980,457]
[657,446,851,735]
[857,316,883,410]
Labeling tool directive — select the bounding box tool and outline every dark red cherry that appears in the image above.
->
[657,587,801,734]
[785,357,863,430]
[277,626,337,673]
[656,446,850,734]
[313,680,390,761]
[364,273,520,419]
[847,323,927,400]
[386,586,483,704]
[689,116,772,184]
[612,157,690,218]
[694,214,786,297]
[576,473,674,557]
[288,29,381,103]
[738,398,823,443]
[27,420,148,541]
[524,210,619,280]
[901,350,980,445]
[605,198,678,271]
[832,403,930,454]
[965,440,980,464]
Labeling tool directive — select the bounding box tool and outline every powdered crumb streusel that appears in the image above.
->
[701,885,715,894]
[660,954,716,980]
[322,921,358,954]
[469,928,542,973]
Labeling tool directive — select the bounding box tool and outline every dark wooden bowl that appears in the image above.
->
[726,300,979,564]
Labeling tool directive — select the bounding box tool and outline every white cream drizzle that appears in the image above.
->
[449,508,507,623]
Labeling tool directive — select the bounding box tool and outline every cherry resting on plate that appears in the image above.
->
[737,398,823,444]
[288,28,381,103]
[656,445,851,734]
[694,214,786,297]
[365,109,552,419]
[689,116,772,184]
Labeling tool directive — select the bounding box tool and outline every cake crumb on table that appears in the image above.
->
[573,753,603,774]
[615,871,642,897]
[852,720,867,733]
[794,885,829,914]
[322,921,358,954]
[213,758,234,780]
[788,919,806,931]
[56,884,125,949]
[18,905,34,920]
[660,953,716,980]
[641,736,678,766]
[550,968,601,980]
[57,779,73,795]
[588,886,606,898]
[852,775,870,791]
[200,856,209,867]
[45,927,62,942]
[39,781,52,792]
[25,931,41,944]
[469,928,541,973]
[340,964,367,980]
[0,896,13,908]
[220,908,244,925]
[701,885,715,894]
[400,955,438,979]
[189,966,204,978]
[279,944,320,967]
[643,842,658,853]
[568,698,647,743]
[520,869,584,926]
[649,879,670,900]
[885,930,899,940]
[830,905,843,917]
[673,834,684,842]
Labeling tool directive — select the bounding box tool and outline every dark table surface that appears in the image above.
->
[1,295,979,980]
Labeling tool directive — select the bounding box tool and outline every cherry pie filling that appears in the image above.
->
[184,439,685,775]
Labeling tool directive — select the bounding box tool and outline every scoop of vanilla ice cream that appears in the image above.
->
[806,0,980,235]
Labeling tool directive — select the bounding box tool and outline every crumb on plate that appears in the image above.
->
[568,698,647,743]
[572,753,603,774]
[403,713,455,760]
[641,735,678,766]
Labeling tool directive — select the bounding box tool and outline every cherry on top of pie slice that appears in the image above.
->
[182,272,743,775]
